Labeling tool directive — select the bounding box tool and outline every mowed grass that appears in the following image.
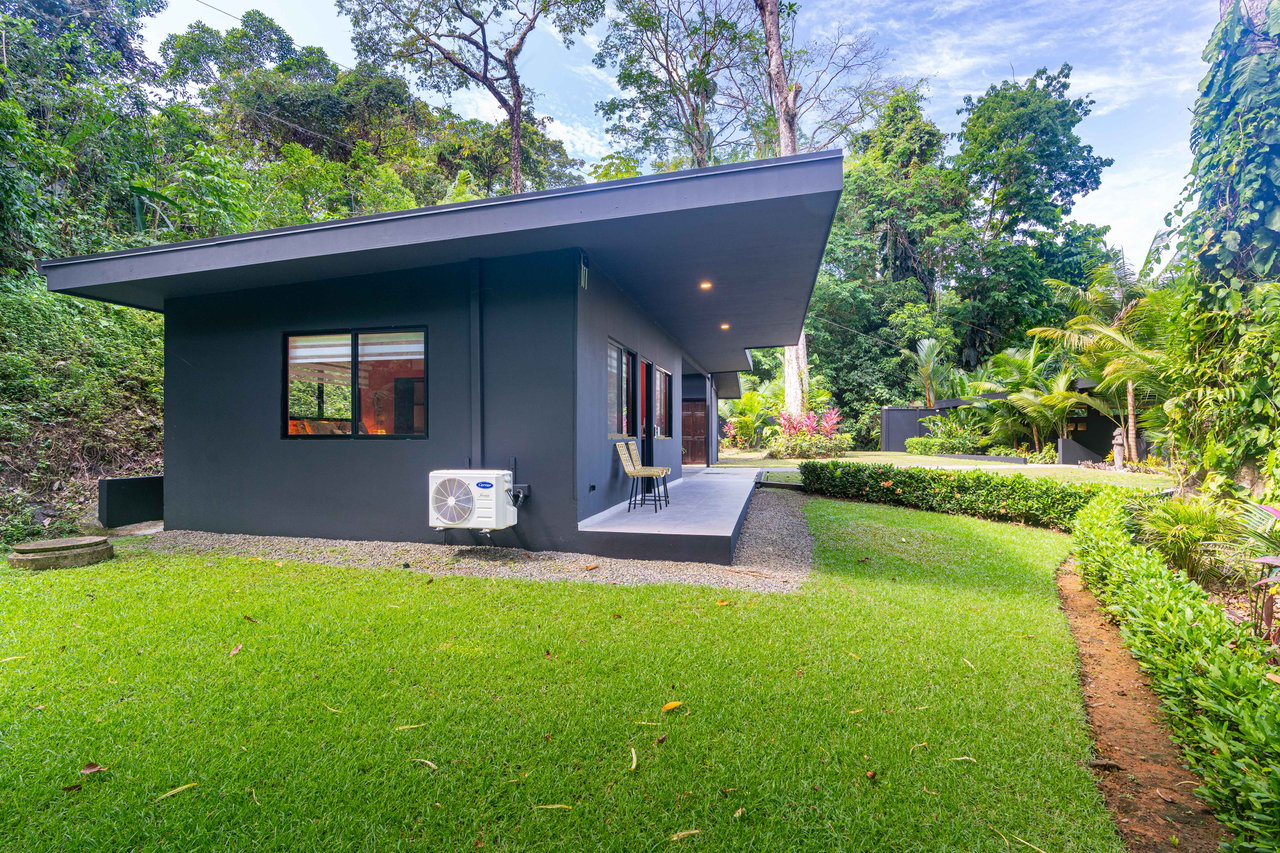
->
[0,503,1121,851]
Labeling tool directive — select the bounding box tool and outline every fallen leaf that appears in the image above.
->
[951,756,976,762]
[670,829,701,841]
[716,600,730,606]
[396,724,425,731]
[923,785,938,795]
[910,742,928,753]
[962,658,976,671]
[720,788,738,794]
[410,758,438,769]
[865,770,877,780]
[848,708,864,714]
[1266,673,1280,686]
[229,644,242,657]
[155,782,198,802]
[1155,788,1175,803]
[81,763,106,774]
[629,746,637,771]
[584,564,598,571]
[274,562,283,567]
[1,656,27,664]
[656,734,667,745]
[661,701,683,712]
[733,807,744,818]
[534,804,571,810]
[323,705,342,714]
[62,784,82,792]
[545,650,553,659]
[243,615,258,623]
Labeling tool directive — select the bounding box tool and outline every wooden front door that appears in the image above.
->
[682,400,708,465]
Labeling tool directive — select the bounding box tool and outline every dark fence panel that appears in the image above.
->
[879,407,941,452]
[1057,438,1103,465]
[98,476,164,528]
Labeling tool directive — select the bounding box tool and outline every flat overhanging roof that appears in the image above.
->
[39,150,844,374]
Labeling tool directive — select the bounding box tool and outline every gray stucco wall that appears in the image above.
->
[164,252,583,550]
[163,246,732,552]
[575,259,687,520]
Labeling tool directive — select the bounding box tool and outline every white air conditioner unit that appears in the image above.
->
[429,469,517,531]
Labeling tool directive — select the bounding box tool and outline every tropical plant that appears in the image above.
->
[765,407,851,458]
[1133,495,1242,583]
[904,337,946,407]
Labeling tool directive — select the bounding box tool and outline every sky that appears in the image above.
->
[141,0,1222,262]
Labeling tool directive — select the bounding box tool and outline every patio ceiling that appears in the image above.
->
[39,151,844,375]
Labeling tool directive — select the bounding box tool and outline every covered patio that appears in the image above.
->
[576,467,759,563]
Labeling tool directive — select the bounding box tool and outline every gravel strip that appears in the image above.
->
[136,488,813,593]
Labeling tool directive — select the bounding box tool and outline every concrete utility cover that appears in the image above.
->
[8,536,113,570]
[12,536,109,553]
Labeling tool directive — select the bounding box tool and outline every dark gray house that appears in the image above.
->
[40,151,843,563]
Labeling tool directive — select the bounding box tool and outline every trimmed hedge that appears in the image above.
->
[1075,492,1280,851]
[904,435,980,455]
[797,461,1103,531]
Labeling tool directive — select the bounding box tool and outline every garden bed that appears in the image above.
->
[1058,562,1228,851]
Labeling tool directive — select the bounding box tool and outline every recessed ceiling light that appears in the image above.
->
[699,281,713,290]
[720,323,731,330]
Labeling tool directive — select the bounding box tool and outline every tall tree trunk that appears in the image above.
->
[1125,380,1138,464]
[755,0,806,413]
[507,84,524,194]
[1031,424,1041,453]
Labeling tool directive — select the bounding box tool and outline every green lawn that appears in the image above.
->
[0,503,1121,851]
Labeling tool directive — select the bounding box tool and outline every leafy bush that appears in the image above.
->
[903,435,980,455]
[1075,492,1280,850]
[1132,495,1242,583]
[766,408,851,459]
[798,461,1104,531]
[768,431,852,459]
[904,436,942,455]
[915,413,984,453]
[1026,446,1057,463]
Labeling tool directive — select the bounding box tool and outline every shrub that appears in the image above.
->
[766,408,851,459]
[914,413,984,454]
[1075,492,1280,850]
[903,435,980,455]
[904,436,942,455]
[797,461,1105,531]
[1133,495,1242,583]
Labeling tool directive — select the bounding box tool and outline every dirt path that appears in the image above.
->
[1058,563,1229,852]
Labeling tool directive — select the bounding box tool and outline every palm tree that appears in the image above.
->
[1030,257,1173,462]
[904,337,947,407]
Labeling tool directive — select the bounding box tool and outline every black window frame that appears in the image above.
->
[282,326,428,440]
[654,366,673,438]
[607,340,637,438]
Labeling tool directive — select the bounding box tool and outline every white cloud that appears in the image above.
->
[441,88,507,123]
[546,118,613,160]
[568,63,621,94]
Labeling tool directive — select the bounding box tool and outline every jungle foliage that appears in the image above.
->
[0,2,585,543]
[805,79,1115,447]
